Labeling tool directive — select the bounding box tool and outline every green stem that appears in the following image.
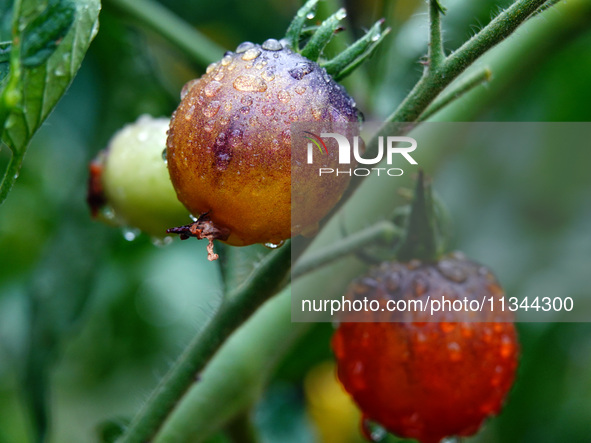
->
[103,0,225,68]
[118,242,292,443]
[330,0,549,212]
[285,0,320,50]
[428,0,445,70]
[395,171,440,262]
[300,8,346,61]
[418,67,491,121]
[292,221,401,279]
[387,0,547,124]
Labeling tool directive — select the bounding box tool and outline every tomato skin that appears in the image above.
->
[167,41,359,246]
[332,254,519,443]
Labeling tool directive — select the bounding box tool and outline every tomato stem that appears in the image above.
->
[395,171,442,263]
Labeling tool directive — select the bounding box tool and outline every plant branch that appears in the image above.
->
[118,242,292,443]
[428,0,446,70]
[292,221,401,279]
[387,0,547,124]
[418,67,491,121]
[104,0,225,69]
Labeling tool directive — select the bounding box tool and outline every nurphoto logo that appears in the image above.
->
[303,132,418,176]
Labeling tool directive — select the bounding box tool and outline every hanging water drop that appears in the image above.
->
[122,227,141,241]
[264,240,285,249]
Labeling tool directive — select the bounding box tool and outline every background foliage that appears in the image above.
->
[1,0,591,442]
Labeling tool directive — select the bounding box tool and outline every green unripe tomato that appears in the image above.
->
[99,115,190,237]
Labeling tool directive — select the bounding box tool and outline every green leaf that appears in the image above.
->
[21,0,76,67]
[0,0,100,205]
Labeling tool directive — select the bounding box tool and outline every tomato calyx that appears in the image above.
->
[167,213,230,261]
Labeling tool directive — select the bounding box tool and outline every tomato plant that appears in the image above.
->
[1,1,591,443]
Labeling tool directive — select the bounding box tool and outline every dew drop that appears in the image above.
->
[306,12,315,19]
[122,227,141,242]
[241,95,253,106]
[227,62,237,71]
[101,206,116,221]
[295,85,307,95]
[438,259,467,283]
[412,276,429,296]
[385,272,400,293]
[236,41,255,53]
[161,148,167,163]
[181,79,199,99]
[261,69,275,82]
[289,62,314,80]
[371,33,380,42]
[203,101,221,117]
[262,105,275,116]
[262,38,282,51]
[277,90,291,103]
[311,107,322,120]
[204,80,223,97]
[221,55,233,66]
[224,102,232,112]
[204,120,215,132]
[184,104,196,121]
[206,62,218,74]
[264,240,285,249]
[241,48,261,61]
[229,129,243,147]
[361,417,387,442]
[240,106,251,115]
[233,75,268,92]
[189,214,199,222]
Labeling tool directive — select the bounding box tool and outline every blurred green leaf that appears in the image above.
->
[0,0,100,205]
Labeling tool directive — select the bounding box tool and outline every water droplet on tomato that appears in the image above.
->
[203,101,221,117]
[233,75,268,92]
[236,42,255,53]
[204,81,223,97]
